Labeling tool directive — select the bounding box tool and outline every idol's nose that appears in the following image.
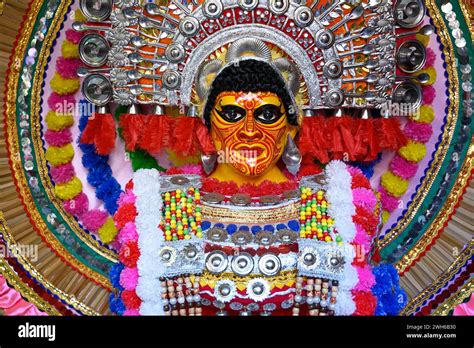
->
[238,115,263,142]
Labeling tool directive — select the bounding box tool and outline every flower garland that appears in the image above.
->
[134,169,165,315]
[325,161,358,315]
[78,100,123,216]
[43,10,117,244]
[378,39,437,226]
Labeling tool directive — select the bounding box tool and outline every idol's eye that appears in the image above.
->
[216,105,246,122]
[254,104,283,124]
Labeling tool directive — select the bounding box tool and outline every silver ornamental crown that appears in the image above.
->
[76,0,429,112]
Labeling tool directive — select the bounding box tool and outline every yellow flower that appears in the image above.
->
[54,177,82,200]
[99,218,118,244]
[45,111,74,131]
[416,34,430,47]
[45,144,74,166]
[381,210,390,224]
[50,73,80,95]
[74,9,86,22]
[381,172,409,198]
[398,141,426,163]
[61,40,79,59]
[410,105,434,124]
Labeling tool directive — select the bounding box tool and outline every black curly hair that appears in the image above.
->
[202,59,298,128]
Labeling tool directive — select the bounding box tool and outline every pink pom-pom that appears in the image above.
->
[354,265,376,292]
[390,155,419,180]
[50,162,75,184]
[120,267,139,290]
[379,187,400,212]
[117,222,138,245]
[65,29,83,44]
[44,129,73,146]
[56,57,82,79]
[123,308,140,316]
[63,192,89,216]
[422,85,436,105]
[352,187,377,212]
[118,191,136,206]
[404,121,433,143]
[354,223,371,251]
[347,165,363,176]
[425,47,436,67]
[47,93,76,113]
[81,209,108,232]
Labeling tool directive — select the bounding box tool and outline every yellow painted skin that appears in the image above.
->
[209,91,297,186]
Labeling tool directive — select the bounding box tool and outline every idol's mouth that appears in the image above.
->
[234,144,266,159]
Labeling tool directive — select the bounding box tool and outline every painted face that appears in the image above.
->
[210,91,291,176]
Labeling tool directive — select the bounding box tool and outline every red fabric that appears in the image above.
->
[170,116,199,156]
[119,113,148,151]
[80,112,116,155]
[194,121,216,155]
[377,118,407,151]
[297,116,330,163]
[326,116,356,161]
[140,115,172,154]
[353,118,380,162]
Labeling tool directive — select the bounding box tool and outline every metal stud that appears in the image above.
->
[294,6,313,28]
[238,0,258,11]
[258,253,281,276]
[179,16,200,37]
[231,253,254,276]
[203,0,223,19]
[165,43,186,63]
[205,250,228,274]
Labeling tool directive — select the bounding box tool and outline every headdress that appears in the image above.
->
[76,0,431,162]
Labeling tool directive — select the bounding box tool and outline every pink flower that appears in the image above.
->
[63,192,89,216]
[117,222,138,245]
[56,57,82,79]
[378,187,400,212]
[65,29,83,45]
[123,308,140,316]
[354,265,376,292]
[117,191,136,206]
[81,209,108,232]
[354,223,371,251]
[44,129,73,146]
[50,162,75,184]
[423,85,436,105]
[425,47,436,67]
[47,92,76,113]
[390,155,419,180]
[352,187,377,211]
[404,121,433,143]
[120,267,139,290]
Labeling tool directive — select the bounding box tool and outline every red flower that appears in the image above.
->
[125,180,134,191]
[353,206,378,235]
[353,290,377,316]
[114,203,138,229]
[351,173,371,190]
[122,290,142,309]
[119,241,140,268]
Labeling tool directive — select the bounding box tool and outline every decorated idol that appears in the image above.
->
[72,0,432,316]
